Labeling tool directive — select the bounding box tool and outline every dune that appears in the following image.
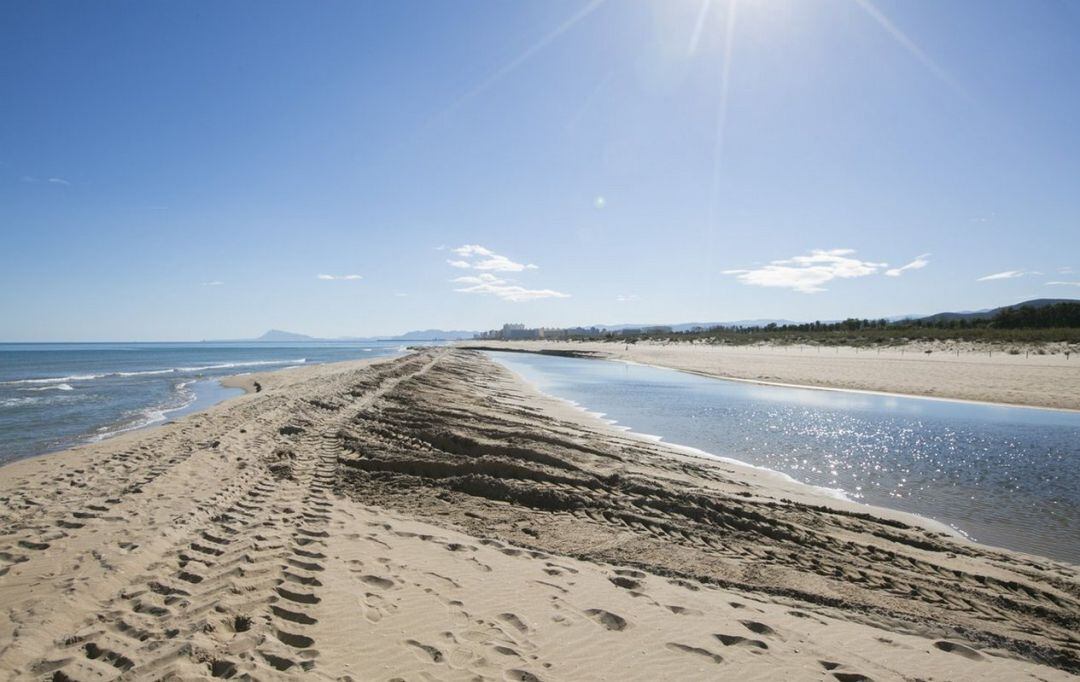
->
[0,348,1076,680]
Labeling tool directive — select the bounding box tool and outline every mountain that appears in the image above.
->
[243,329,479,342]
[918,298,1078,323]
[255,329,316,342]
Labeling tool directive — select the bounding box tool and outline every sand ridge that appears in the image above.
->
[0,348,1076,680]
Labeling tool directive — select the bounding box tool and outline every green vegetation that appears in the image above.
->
[587,302,1080,347]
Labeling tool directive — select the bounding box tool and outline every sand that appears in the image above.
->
[459,340,1080,411]
[0,348,1077,680]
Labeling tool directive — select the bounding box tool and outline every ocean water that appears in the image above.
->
[488,351,1080,564]
[0,341,406,464]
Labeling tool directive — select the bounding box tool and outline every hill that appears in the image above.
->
[255,329,316,342]
[919,298,1078,323]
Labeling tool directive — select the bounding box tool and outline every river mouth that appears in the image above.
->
[486,350,1080,565]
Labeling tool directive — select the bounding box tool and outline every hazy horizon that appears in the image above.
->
[3,1,1078,341]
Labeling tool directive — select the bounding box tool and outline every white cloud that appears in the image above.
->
[47,177,70,186]
[1058,266,1075,275]
[317,274,363,281]
[1046,281,1080,287]
[452,273,569,302]
[723,249,887,294]
[976,270,1025,282]
[885,253,930,277]
[201,280,224,286]
[394,292,409,297]
[447,244,538,272]
[616,294,639,302]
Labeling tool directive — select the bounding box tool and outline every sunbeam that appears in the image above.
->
[438,0,607,122]
[687,0,714,56]
[853,0,969,99]
[708,0,738,229]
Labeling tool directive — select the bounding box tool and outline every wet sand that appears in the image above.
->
[0,349,1076,680]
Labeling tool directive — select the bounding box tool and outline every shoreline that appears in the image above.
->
[459,340,1080,411]
[1,348,1077,679]
[487,353,967,544]
[481,349,1080,562]
[622,356,1080,414]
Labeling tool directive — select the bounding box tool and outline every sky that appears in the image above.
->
[1,0,1078,341]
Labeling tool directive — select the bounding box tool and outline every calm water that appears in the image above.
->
[0,341,406,464]
[489,351,1080,564]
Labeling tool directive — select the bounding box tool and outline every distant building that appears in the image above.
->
[473,323,603,341]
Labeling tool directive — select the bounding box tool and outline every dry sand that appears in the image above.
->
[459,340,1080,411]
[0,348,1077,680]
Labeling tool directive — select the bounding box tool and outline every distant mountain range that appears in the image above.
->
[232,329,479,343]
[231,298,1078,343]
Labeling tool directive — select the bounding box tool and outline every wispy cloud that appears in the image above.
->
[201,281,224,286]
[447,245,538,272]
[394,292,409,297]
[317,274,363,281]
[1058,266,1075,275]
[452,273,569,302]
[1046,281,1080,288]
[21,175,71,186]
[885,253,931,277]
[723,249,886,294]
[976,270,1025,282]
[616,294,639,302]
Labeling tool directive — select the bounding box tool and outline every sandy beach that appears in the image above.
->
[459,340,1080,411]
[0,348,1077,680]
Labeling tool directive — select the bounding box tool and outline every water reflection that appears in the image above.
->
[488,351,1080,564]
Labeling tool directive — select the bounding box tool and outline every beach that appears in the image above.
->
[459,340,1080,411]
[0,348,1077,680]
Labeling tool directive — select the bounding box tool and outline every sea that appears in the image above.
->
[0,341,407,465]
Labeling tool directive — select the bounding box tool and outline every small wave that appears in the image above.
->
[0,374,101,385]
[0,394,82,409]
[2,359,309,385]
[115,358,308,376]
[27,383,74,392]
[1,396,41,408]
[88,381,198,442]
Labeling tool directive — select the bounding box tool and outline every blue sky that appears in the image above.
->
[2,0,1078,341]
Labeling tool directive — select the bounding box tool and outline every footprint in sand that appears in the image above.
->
[933,640,984,660]
[714,633,768,650]
[739,620,777,637]
[498,613,531,634]
[359,574,394,589]
[405,639,444,663]
[666,605,704,616]
[585,609,628,631]
[665,642,723,664]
